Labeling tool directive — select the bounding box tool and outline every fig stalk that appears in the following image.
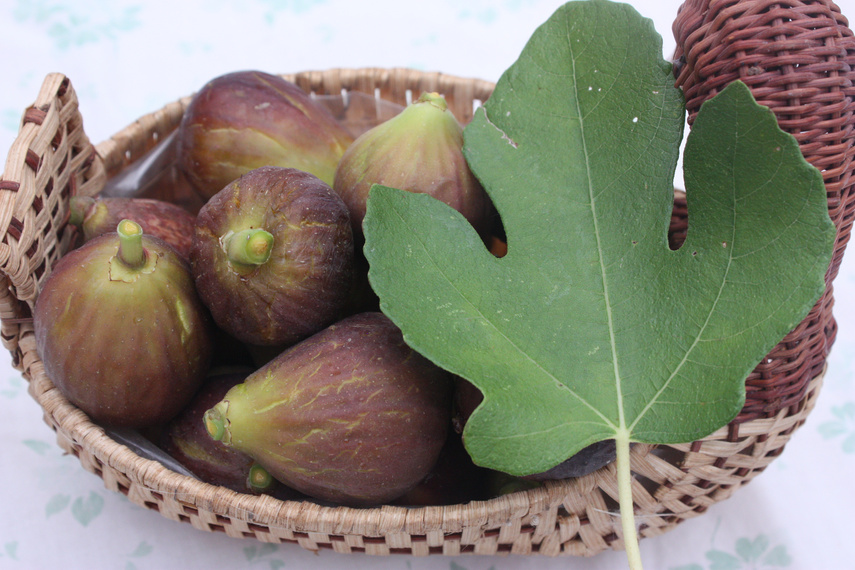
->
[417,91,447,111]
[68,195,95,226]
[247,463,274,493]
[221,229,275,268]
[203,404,228,443]
[116,219,146,269]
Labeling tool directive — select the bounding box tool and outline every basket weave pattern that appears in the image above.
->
[0,1,853,557]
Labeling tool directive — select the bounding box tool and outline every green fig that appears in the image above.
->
[177,70,354,200]
[333,91,494,241]
[69,196,196,259]
[203,312,453,507]
[33,220,214,427]
[191,166,355,347]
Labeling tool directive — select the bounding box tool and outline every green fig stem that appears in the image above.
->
[116,219,147,269]
[222,229,275,267]
[247,463,274,493]
[68,196,95,227]
[415,91,448,112]
[203,404,227,442]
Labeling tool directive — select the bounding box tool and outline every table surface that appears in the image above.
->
[2,1,854,569]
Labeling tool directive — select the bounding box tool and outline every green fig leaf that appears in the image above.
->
[363,0,835,478]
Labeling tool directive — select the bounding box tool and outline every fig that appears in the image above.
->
[191,166,355,346]
[177,70,354,200]
[392,432,493,506]
[33,220,214,427]
[69,196,196,259]
[333,91,494,241]
[160,369,280,494]
[453,377,616,479]
[203,312,453,507]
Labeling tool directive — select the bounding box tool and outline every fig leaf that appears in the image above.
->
[363,2,834,562]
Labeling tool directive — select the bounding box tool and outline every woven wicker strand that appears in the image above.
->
[0,1,853,556]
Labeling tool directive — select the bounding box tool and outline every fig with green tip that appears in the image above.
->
[161,369,284,495]
[68,196,197,259]
[191,166,355,346]
[177,70,354,200]
[33,219,214,427]
[333,91,494,241]
[203,312,453,507]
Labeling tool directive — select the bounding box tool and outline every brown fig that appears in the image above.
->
[33,220,214,427]
[177,70,354,200]
[203,312,453,507]
[191,166,355,346]
[69,196,196,259]
[333,91,494,241]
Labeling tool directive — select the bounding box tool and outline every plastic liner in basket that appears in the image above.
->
[0,2,853,558]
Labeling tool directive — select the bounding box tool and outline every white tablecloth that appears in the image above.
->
[2,1,854,568]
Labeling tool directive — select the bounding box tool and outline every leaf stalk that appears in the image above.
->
[616,429,643,570]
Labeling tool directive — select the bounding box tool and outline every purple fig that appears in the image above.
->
[160,369,282,494]
[203,312,453,507]
[177,70,354,200]
[333,91,494,241]
[391,432,493,506]
[69,196,196,259]
[33,220,214,427]
[191,166,355,347]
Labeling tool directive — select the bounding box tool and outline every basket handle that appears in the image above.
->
[0,73,105,367]
[673,0,855,280]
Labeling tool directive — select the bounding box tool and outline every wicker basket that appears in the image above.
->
[2,0,854,557]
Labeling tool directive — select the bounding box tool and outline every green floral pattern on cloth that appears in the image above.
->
[672,535,792,570]
[13,1,142,48]
[818,402,855,453]
[0,0,854,568]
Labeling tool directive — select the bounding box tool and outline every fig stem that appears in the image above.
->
[223,229,275,267]
[247,463,274,493]
[116,219,147,269]
[203,405,227,442]
[68,196,95,227]
[415,91,448,112]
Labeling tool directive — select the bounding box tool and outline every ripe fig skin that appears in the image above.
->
[69,196,196,260]
[177,70,354,200]
[191,166,355,347]
[204,312,454,507]
[33,224,215,428]
[333,91,494,241]
[391,432,493,506]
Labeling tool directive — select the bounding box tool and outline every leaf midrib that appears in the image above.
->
[568,22,626,437]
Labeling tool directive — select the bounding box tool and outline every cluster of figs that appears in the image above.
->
[33,70,615,508]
